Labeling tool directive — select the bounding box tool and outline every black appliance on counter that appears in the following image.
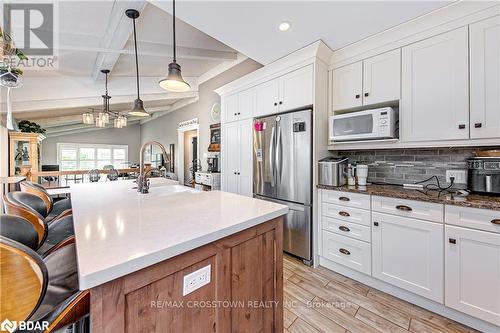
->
[467,157,500,195]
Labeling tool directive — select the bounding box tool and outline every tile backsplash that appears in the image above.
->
[339,148,485,188]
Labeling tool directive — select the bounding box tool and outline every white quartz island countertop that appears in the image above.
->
[70,178,289,290]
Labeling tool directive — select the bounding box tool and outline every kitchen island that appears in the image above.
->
[70,179,288,332]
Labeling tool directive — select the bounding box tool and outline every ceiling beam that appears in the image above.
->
[140,96,199,125]
[44,120,142,138]
[91,1,147,81]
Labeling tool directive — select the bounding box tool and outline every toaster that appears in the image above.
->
[318,157,348,187]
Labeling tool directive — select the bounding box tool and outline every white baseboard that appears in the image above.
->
[319,256,499,333]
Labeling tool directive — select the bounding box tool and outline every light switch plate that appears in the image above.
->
[446,169,467,184]
[183,265,211,296]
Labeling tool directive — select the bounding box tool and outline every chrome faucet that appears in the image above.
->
[137,141,170,193]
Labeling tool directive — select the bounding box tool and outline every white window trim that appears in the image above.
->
[57,143,128,170]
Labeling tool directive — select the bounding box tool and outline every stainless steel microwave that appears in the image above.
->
[329,107,398,142]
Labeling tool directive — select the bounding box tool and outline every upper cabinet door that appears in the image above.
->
[238,88,255,120]
[333,61,363,111]
[470,16,500,139]
[222,93,239,123]
[401,27,469,142]
[279,65,314,111]
[363,49,401,106]
[254,78,280,118]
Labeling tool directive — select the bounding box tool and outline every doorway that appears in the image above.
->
[183,130,198,186]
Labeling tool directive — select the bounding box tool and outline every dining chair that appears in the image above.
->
[0,236,90,332]
[3,192,74,255]
[88,169,100,183]
[20,181,72,221]
[107,168,119,181]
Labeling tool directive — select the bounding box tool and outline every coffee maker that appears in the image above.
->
[467,157,500,195]
[206,153,220,173]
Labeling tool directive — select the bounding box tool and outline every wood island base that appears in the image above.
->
[90,217,284,332]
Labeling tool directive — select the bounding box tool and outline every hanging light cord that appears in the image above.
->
[172,0,176,63]
[132,16,140,99]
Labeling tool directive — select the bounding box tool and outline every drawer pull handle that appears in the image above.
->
[396,205,412,212]
[339,196,350,202]
[449,238,456,244]
[491,219,500,225]
[339,211,350,217]
[373,222,379,226]
[339,248,351,255]
[339,226,350,232]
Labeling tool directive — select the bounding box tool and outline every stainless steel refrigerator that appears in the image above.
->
[253,109,312,264]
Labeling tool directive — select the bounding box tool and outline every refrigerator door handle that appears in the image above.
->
[269,126,275,186]
[276,125,282,182]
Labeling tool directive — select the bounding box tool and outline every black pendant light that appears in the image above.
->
[126,9,149,117]
[158,0,190,92]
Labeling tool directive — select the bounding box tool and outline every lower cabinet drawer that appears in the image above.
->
[322,231,371,275]
[445,205,500,234]
[322,216,371,243]
[322,203,371,226]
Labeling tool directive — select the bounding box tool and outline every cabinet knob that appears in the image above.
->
[449,238,456,244]
[339,196,350,202]
[339,226,350,232]
[355,94,360,99]
[339,248,351,255]
[373,222,379,226]
[274,102,278,106]
[458,124,466,129]
[234,113,237,116]
[364,92,369,97]
[396,205,412,212]
[491,219,500,225]
[237,112,241,115]
[279,101,283,105]
[339,211,350,217]
[233,172,237,175]
[237,172,240,175]
[474,123,482,128]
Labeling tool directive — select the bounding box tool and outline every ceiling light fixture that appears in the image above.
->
[279,21,291,32]
[158,0,191,92]
[126,9,150,117]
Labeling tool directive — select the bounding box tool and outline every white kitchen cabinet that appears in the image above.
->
[221,119,253,197]
[470,16,500,139]
[401,27,469,142]
[372,212,444,302]
[222,93,239,123]
[363,49,401,106]
[254,78,280,117]
[333,62,363,111]
[279,64,314,111]
[445,225,500,325]
[237,88,255,120]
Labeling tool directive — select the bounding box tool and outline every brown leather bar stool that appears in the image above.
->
[0,214,39,250]
[0,236,89,332]
[20,181,72,221]
[3,192,74,255]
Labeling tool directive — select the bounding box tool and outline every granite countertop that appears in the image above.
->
[317,183,500,211]
[71,179,288,289]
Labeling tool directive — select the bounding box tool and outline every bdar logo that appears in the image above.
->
[0,319,17,333]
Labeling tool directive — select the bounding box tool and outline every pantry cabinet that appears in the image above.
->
[445,225,500,325]
[401,27,469,142]
[254,65,314,117]
[333,49,401,111]
[469,16,500,139]
[372,212,444,303]
[221,119,253,197]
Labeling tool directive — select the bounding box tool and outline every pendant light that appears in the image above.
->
[126,9,149,117]
[82,109,94,125]
[98,69,111,123]
[158,0,190,92]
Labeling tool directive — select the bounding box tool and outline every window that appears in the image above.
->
[57,143,128,171]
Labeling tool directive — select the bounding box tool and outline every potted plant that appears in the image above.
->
[17,120,46,134]
[0,26,27,87]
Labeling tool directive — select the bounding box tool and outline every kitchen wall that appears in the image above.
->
[140,58,261,172]
[41,123,142,165]
[339,147,489,188]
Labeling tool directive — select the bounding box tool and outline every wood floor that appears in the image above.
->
[282,255,479,333]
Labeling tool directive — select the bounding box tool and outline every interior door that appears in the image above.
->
[401,27,469,142]
[276,110,312,205]
[253,115,277,198]
[470,16,500,139]
[332,61,363,111]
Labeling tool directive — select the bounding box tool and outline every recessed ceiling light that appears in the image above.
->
[279,21,291,32]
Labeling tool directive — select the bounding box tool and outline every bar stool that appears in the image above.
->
[0,214,39,250]
[0,236,89,332]
[20,181,72,221]
[3,192,74,255]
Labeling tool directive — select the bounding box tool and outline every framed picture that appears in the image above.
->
[208,123,220,152]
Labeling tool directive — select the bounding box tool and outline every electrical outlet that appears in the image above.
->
[183,265,211,296]
[446,170,467,184]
